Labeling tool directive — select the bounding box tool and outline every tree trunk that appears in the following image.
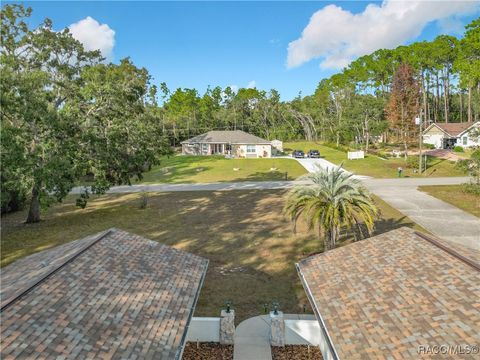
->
[468,87,472,122]
[443,69,449,123]
[460,91,463,123]
[26,186,41,223]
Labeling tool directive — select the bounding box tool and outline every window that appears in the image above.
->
[246,145,256,153]
[463,137,468,145]
[202,143,208,153]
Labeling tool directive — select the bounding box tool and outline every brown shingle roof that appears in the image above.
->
[0,229,208,359]
[181,130,271,144]
[433,122,475,136]
[296,227,480,360]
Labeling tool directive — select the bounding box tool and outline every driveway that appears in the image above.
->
[424,149,463,161]
[285,156,371,179]
[363,177,479,250]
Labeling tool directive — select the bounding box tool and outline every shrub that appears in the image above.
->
[139,192,148,209]
[405,156,418,169]
[422,143,435,149]
[453,146,464,152]
[463,183,480,195]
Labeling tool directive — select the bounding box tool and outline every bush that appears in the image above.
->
[463,183,480,195]
[405,156,418,169]
[453,146,464,152]
[422,143,435,149]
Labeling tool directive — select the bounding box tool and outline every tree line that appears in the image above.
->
[1,4,479,222]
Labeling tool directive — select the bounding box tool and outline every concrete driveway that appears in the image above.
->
[283,156,371,179]
[363,177,478,250]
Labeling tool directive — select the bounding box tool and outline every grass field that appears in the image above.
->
[419,185,480,218]
[2,190,425,322]
[284,141,466,178]
[138,156,307,183]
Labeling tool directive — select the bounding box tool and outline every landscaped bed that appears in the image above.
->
[284,141,466,178]
[182,342,233,360]
[419,185,480,217]
[272,345,322,360]
[1,190,425,323]
[138,155,307,183]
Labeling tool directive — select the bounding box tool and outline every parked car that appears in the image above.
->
[292,150,305,158]
[307,149,320,158]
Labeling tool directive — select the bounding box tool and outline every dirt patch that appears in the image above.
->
[182,342,233,360]
[272,345,323,360]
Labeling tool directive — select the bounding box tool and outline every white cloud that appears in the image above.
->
[69,16,115,59]
[247,80,256,88]
[287,0,480,69]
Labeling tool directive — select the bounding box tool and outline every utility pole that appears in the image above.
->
[416,116,422,174]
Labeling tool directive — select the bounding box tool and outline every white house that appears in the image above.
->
[181,130,272,158]
[422,121,479,149]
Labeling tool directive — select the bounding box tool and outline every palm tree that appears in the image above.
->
[284,166,379,251]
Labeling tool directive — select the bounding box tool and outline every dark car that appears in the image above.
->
[307,149,320,158]
[292,150,305,158]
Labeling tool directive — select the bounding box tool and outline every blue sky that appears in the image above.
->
[13,1,480,100]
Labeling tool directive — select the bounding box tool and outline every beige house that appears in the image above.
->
[422,121,479,149]
[181,130,272,158]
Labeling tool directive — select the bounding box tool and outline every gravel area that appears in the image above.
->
[182,342,233,360]
[272,345,323,360]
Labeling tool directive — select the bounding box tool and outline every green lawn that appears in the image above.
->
[284,141,466,178]
[1,190,424,323]
[138,156,307,183]
[419,185,480,217]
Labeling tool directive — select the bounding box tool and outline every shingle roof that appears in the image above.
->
[0,229,208,360]
[430,122,476,136]
[296,227,480,360]
[181,130,271,144]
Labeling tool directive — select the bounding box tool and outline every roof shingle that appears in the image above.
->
[432,122,476,136]
[181,130,271,144]
[0,229,208,360]
[296,227,480,360]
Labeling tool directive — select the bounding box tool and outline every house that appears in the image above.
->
[422,121,479,149]
[181,130,272,158]
[0,228,208,359]
[296,227,480,360]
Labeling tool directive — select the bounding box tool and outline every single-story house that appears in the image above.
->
[1,228,208,359]
[422,121,479,149]
[181,130,272,158]
[296,227,480,360]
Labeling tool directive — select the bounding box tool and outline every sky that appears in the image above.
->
[11,1,480,100]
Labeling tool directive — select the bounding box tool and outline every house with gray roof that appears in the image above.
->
[181,130,272,158]
[296,227,480,360]
[0,228,208,360]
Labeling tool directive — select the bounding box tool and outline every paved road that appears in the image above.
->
[70,181,299,194]
[71,177,470,194]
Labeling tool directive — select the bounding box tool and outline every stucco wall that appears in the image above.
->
[234,144,272,158]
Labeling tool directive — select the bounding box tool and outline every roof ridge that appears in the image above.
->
[0,228,114,312]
